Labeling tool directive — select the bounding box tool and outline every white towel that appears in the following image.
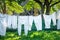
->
[0,14,7,36]
[57,19,60,29]
[51,12,56,26]
[18,16,29,35]
[11,15,17,29]
[7,15,12,29]
[29,16,33,31]
[43,14,51,29]
[33,15,42,31]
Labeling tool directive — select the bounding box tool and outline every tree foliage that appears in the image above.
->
[0,0,60,15]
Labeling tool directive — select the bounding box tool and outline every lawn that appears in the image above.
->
[0,30,60,40]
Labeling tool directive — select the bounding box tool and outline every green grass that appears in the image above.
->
[0,30,60,40]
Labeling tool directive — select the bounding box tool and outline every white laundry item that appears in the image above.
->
[33,15,42,31]
[57,19,60,29]
[7,15,12,29]
[2,17,7,27]
[18,16,29,35]
[57,10,60,29]
[29,16,33,31]
[3,14,8,27]
[0,14,7,36]
[51,12,56,26]
[43,14,51,29]
[11,15,17,29]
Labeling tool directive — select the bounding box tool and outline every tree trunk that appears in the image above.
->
[45,0,50,15]
[46,6,50,15]
[3,2,6,14]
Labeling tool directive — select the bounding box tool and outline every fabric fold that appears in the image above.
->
[7,15,12,29]
[51,12,56,26]
[29,16,33,31]
[33,15,42,31]
[11,15,17,29]
[43,14,51,29]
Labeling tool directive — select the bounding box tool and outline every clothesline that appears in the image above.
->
[0,12,60,36]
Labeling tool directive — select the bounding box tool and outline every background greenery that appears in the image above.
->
[0,0,60,40]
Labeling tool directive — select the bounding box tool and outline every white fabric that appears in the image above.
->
[57,10,60,29]
[18,16,29,35]
[51,12,56,26]
[33,15,42,31]
[29,16,33,31]
[43,14,51,29]
[7,15,12,29]
[0,14,7,36]
[57,19,60,29]
[11,15,17,29]
[3,14,8,27]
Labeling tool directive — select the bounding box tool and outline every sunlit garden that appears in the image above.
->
[0,0,60,40]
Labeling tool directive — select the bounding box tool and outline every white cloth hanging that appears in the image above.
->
[0,14,7,36]
[51,12,56,26]
[3,14,8,27]
[43,14,51,29]
[33,15,42,31]
[7,15,12,29]
[28,16,33,31]
[11,15,17,29]
[18,16,29,35]
[57,10,60,29]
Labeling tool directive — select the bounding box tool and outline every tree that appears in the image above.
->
[0,0,24,15]
[34,0,60,15]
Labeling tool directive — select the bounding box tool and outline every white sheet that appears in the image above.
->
[29,16,33,31]
[11,15,17,29]
[0,14,7,36]
[33,15,42,31]
[43,14,51,29]
[7,15,12,29]
[51,12,56,26]
[18,16,29,35]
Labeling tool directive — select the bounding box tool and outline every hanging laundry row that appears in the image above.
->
[0,12,59,36]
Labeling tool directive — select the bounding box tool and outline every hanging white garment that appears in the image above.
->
[0,14,7,36]
[7,15,12,29]
[11,15,17,29]
[43,14,51,29]
[29,16,33,31]
[57,10,60,29]
[3,14,8,27]
[33,15,42,31]
[51,12,56,26]
[18,16,29,35]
